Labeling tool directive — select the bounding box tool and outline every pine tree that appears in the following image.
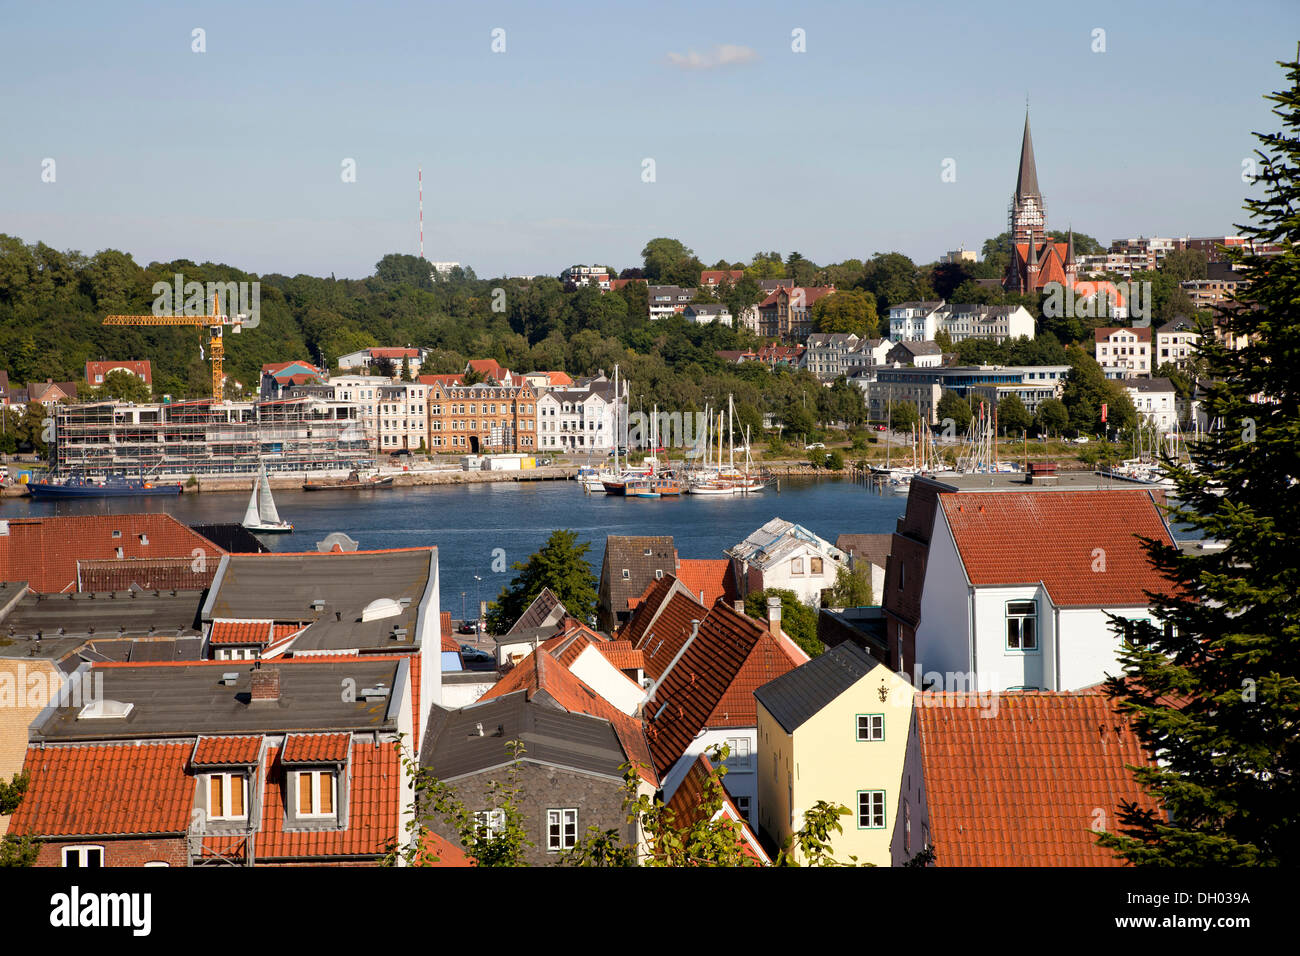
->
[1099,55,1300,866]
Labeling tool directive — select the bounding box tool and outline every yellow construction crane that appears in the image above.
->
[103,294,244,401]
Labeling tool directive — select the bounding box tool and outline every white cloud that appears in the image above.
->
[666,44,759,71]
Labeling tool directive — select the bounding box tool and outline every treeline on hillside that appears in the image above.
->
[0,233,1207,441]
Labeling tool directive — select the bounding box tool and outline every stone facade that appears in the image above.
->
[428,761,633,866]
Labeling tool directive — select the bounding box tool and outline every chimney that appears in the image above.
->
[249,666,280,703]
[766,596,782,636]
[733,599,745,614]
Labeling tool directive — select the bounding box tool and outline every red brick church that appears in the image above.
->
[1005,113,1079,295]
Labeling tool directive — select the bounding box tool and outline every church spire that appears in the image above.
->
[1066,226,1076,264]
[1016,111,1040,200]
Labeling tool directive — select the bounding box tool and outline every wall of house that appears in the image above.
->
[892,703,932,866]
[35,836,189,868]
[970,585,1055,692]
[788,670,912,867]
[912,513,971,683]
[569,646,641,716]
[430,762,632,867]
[756,705,794,851]
[0,659,67,837]
[419,554,442,709]
[1056,606,1154,691]
[660,727,759,826]
[757,545,840,607]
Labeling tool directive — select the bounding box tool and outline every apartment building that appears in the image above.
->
[1094,326,1152,378]
[427,380,537,454]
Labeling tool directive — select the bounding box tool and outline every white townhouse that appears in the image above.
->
[1124,377,1179,433]
[726,518,847,607]
[377,381,429,452]
[327,374,392,447]
[1094,326,1152,378]
[537,382,620,454]
[889,301,947,342]
[904,487,1176,693]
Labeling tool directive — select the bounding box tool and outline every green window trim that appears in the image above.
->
[857,789,886,830]
[856,713,885,742]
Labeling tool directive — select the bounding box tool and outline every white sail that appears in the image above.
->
[242,480,261,527]
[257,467,281,524]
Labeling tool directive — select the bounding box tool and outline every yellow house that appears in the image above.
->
[754,641,914,866]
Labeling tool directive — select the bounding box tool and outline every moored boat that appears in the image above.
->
[243,465,293,533]
[26,473,183,499]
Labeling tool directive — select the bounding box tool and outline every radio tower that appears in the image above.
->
[418,166,424,259]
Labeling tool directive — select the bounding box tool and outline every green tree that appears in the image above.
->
[826,449,845,471]
[0,771,29,815]
[385,736,532,867]
[889,400,920,433]
[642,238,703,287]
[744,588,822,656]
[936,390,973,431]
[933,328,953,351]
[997,393,1032,434]
[1160,248,1209,282]
[828,563,872,607]
[96,368,151,402]
[400,355,413,381]
[484,530,597,633]
[1099,56,1300,867]
[811,290,877,336]
[0,833,38,868]
[1035,397,1069,435]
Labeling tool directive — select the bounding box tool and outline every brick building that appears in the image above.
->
[426,380,537,454]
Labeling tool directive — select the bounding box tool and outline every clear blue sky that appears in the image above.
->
[2,0,1295,279]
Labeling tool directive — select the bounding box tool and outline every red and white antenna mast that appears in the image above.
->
[418,166,424,259]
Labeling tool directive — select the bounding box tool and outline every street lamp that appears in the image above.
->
[473,575,482,629]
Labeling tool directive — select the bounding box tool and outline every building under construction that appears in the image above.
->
[53,397,372,478]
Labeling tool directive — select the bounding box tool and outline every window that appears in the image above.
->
[723,737,752,770]
[735,795,751,819]
[898,562,905,590]
[791,557,804,575]
[810,557,823,575]
[474,809,506,839]
[857,714,884,742]
[622,569,630,580]
[1006,600,1038,651]
[62,845,103,867]
[858,790,886,829]
[547,808,577,851]
[209,772,247,820]
[655,569,663,580]
[296,770,336,817]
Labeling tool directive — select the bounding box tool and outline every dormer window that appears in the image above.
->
[296,770,336,817]
[208,772,247,820]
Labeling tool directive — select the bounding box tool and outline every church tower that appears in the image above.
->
[1007,111,1047,292]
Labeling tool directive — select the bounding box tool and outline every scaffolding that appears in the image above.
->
[53,397,374,478]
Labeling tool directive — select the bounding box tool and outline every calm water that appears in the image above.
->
[6,478,905,618]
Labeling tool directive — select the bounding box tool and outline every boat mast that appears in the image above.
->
[612,364,619,473]
[728,394,734,472]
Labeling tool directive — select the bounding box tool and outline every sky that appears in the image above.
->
[2,0,1296,280]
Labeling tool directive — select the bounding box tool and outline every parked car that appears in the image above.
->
[875,424,888,432]
[804,442,825,450]
[457,621,478,634]
[536,457,553,466]
[459,645,494,664]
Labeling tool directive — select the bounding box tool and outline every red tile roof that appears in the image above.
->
[440,611,459,653]
[596,641,644,672]
[10,742,194,837]
[282,733,351,763]
[419,829,475,866]
[938,490,1176,606]
[643,603,798,777]
[0,514,226,594]
[191,735,263,766]
[417,374,463,387]
[210,620,273,645]
[664,754,770,864]
[625,579,707,680]
[916,692,1155,866]
[409,651,421,753]
[370,347,421,359]
[204,742,399,861]
[86,360,152,386]
[676,559,735,607]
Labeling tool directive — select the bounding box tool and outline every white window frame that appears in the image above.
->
[1006,600,1038,652]
[62,845,104,867]
[856,713,884,742]
[547,808,578,851]
[858,790,886,830]
[296,769,337,818]
[474,808,506,839]
[723,737,752,771]
[208,772,248,821]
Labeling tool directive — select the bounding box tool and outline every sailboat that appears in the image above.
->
[243,465,294,534]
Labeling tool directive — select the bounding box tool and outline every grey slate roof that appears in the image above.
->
[1126,377,1175,393]
[601,535,677,617]
[0,589,204,641]
[753,641,879,734]
[835,533,894,569]
[505,587,567,637]
[419,690,629,781]
[204,549,434,652]
[30,659,404,742]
